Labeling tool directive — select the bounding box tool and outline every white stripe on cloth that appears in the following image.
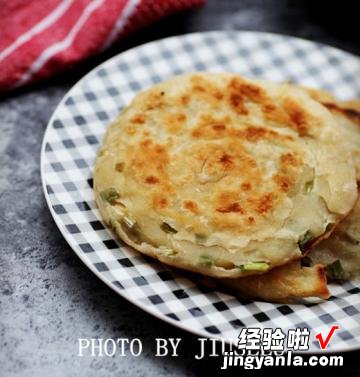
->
[0,0,74,62]
[13,0,105,88]
[101,0,141,51]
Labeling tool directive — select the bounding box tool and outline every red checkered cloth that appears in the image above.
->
[0,0,205,93]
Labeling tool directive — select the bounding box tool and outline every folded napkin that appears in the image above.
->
[0,0,205,93]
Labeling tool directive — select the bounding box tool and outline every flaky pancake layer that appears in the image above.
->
[94,73,357,278]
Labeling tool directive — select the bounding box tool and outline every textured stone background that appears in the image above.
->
[0,1,359,376]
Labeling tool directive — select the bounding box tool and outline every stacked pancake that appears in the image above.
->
[94,73,360,302]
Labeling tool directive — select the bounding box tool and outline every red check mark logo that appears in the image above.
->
[315,325,339,350]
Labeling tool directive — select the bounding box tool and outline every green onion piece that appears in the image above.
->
[195,233,207,243]
[325,223,335,233]
[122,216,135,228]
[304,180,314,194]
[160,222,178,234]
[199,255,213,268]
[108,218,117,230]
[163,249,177,257]
[119,218,142,244]
[238,261,270,272]
[301,256,313,267]
[298,230,313,253]
[326,260,345,281]
[100,188,119,205]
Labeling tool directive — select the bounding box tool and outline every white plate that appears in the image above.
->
[41,31,360,352]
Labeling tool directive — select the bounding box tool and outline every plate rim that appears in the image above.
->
[40,30,360,354]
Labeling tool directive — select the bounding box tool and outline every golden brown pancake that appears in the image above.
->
[94,73,357,279]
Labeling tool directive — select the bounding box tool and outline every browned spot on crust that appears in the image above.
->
[241,182,252,191]
[242,126,293,143]
[165,112,186,134]
[192,84,205,93]
[216,202,245,214]
[190,75,224,100]
[219,153,233,166]
[115,162,124,172]
[145,176,159,184]
[255,193,275,214]
[191,116,293,143]
[262,103,292,125]
[238,83,265,102]
[229,77,267,102]
[227,77,269,115]
[198,88,222,100]
[272,153,300,193]
[191,115,231,138]
[243,126,266,141]
[229,93,248,115]
[131,138,173,196]
[323,102,360,126]
[212,124,226,131]
[215,191,244,215]
[155,145,165,154]
[181,95,190,105]
[247,216,255,225]
[130,114,146,124]
[144,92,165,111]
[152,196,168,209]
[273,174,293,192]
[141,138,152,147]
[263,103,277,112]
[280,152,300,167]
[183,200,198,213]
[192,142,261,197]
[283,98,311,136]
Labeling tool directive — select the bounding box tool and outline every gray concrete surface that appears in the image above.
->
[1,1,359,376]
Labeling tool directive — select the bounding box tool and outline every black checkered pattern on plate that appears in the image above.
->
[41,31,360,352]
